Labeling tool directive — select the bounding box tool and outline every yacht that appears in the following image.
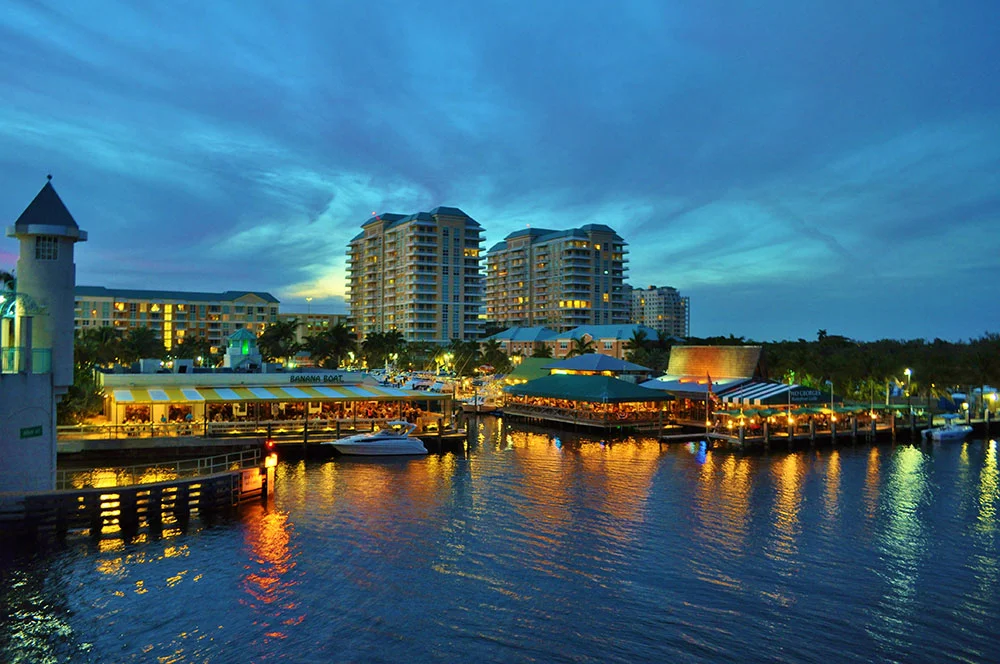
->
[924,414,973,442]
[324,421,428,456]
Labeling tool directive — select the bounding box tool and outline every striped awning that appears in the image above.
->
[720,382,829,406]
[109,384,445,404]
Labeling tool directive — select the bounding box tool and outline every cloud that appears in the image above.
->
[0,0,998,341]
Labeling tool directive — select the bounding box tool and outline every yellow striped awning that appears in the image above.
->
[109,385,446,403]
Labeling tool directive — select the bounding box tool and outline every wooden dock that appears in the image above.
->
[0,463,274,545]
[660,416,994,451]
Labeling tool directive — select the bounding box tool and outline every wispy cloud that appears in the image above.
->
[0,0,998,340]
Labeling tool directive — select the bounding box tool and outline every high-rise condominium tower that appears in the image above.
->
[347,207,484,343]
[485,224,628,331]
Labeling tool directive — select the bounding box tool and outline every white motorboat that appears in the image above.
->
[461,396,500,414]
[924,414,973,442]
[325,421,428,456]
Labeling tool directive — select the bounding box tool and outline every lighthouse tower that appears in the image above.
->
[5,176,87,393]
[0,177,87,492]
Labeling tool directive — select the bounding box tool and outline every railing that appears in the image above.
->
[1,347,52,374]
[57,416,448,441]
[504,403,662,429]
[55,448,261,490]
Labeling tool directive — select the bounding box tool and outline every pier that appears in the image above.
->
[0,449,275,544]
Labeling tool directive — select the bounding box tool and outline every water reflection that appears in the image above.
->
[823,450,841,528]
[769,454,803,566]
[865,446,930,653]
[4,431,1000,663]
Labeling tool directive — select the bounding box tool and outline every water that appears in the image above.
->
[3,420,999,663]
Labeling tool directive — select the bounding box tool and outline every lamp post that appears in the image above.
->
[904,368,912,413]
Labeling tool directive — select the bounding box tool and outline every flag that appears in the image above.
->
[707,373,719,404]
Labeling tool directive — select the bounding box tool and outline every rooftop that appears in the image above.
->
[75,286,280,304]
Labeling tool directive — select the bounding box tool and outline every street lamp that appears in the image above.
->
[904,368,913,414]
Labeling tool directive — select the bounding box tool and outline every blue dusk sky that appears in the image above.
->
[1,1,998,342]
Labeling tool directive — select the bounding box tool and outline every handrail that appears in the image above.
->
[54,448,261,490]
[56,416,447,440]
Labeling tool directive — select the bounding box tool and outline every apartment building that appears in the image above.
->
[346,207,484,343]
[632,285,690,337]
[485,224,628,332]
[74,286,279,350]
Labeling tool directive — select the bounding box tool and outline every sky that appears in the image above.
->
[1,1,998,342]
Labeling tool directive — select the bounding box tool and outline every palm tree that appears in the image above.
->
[480,339,512,374]
[624,329,650,363]
[566,336,597,358]
[258,319,301,362]
[172,336,216,365]
[305,323,357,369]
[76,326,124,367]
[121,326,166,363]
[530,342,553,358]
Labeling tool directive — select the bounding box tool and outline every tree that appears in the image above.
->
[530,343,553,358]
[624,329,650,363]
[305,323,356,369]
[480,339,512,374]
[57,367,104,424]
[258,319,301,362]
[566,336,597,358]
[120,326,166,364]
[76,326,124,367]
[172,336,216,366]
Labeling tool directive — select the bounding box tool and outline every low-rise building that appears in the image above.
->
[74,286,279,350]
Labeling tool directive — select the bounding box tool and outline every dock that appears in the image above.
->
[0,450,275,545]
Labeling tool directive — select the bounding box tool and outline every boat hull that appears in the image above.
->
[924,425,973,441]
[328,440,428,456]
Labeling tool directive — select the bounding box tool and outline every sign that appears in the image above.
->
[790,389,824,404]
[289,374,345,384]
[19,425,43,439]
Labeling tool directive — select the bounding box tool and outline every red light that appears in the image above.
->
[265,438,275,450]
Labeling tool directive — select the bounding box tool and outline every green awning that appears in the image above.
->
[504,357,555,383]
[504,374,674,403]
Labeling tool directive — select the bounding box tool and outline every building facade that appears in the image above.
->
[74,287,279,350]
[347,207,484,343]
[277,312,350,345]
[485,224,628,332]
[632,285,689,337]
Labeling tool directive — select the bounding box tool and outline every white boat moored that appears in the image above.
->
[924,414,973,442]
[323,421,428,456]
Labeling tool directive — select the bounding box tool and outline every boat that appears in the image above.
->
[924,414,973,442]
[324,421,428,456]
[461,396,500,414]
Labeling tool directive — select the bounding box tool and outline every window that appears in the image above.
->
[35,236,58,260]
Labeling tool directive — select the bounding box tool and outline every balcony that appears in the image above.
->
[1,347,52,374]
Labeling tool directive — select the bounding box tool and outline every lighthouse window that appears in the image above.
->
[35,236,59,261]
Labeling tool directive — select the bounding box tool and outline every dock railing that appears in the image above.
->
[55,448,261,490]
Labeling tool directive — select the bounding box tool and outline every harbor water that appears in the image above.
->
[3,419,999,663]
